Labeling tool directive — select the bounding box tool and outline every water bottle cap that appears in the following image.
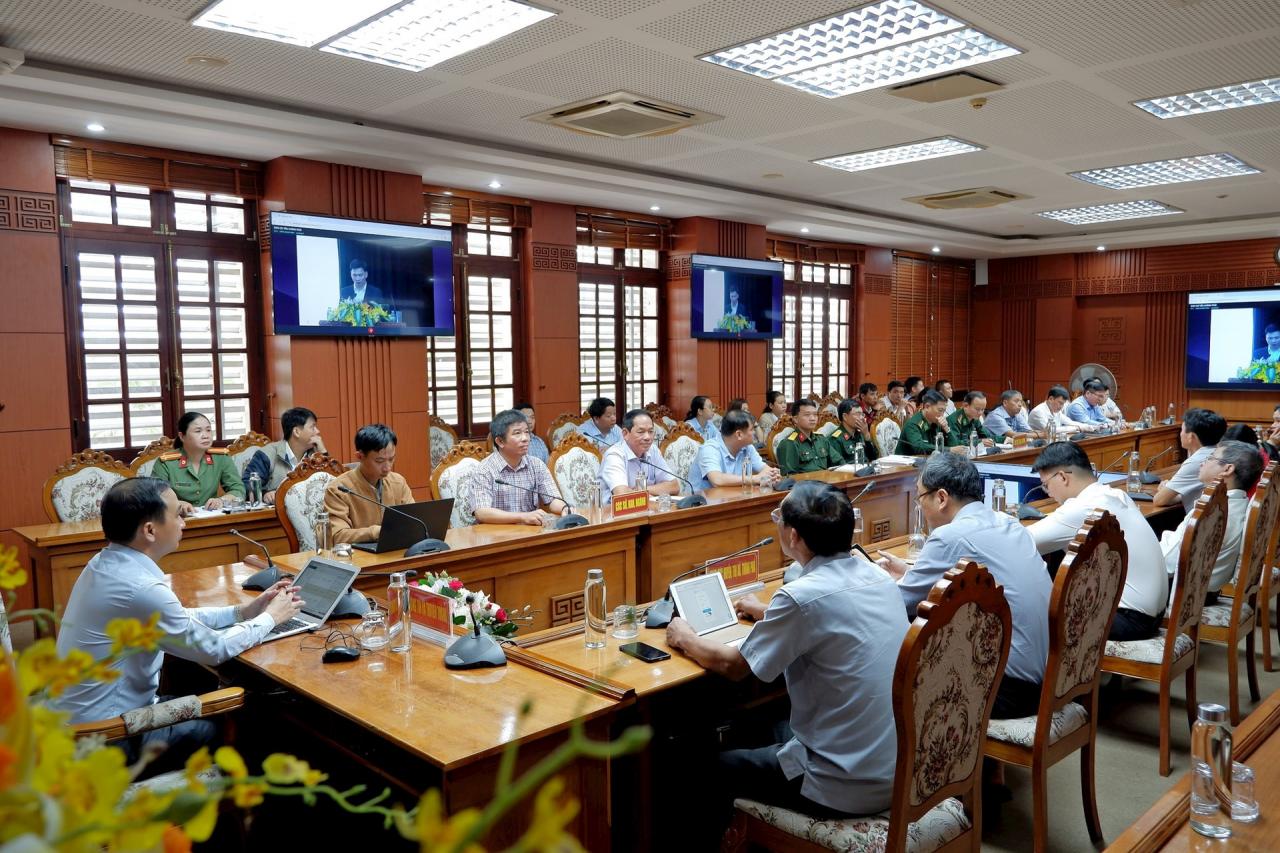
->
[1197,703,1228,723]
[389,571,406,585]
[587,568,604,580]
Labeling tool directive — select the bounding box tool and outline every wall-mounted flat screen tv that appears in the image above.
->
[270,211,454,337]
[689,254,784,340]
[1186,287,1280,390]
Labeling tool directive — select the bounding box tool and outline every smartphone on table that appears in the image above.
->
[620,642,670,663]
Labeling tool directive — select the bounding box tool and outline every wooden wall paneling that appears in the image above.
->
[1076,248,1146,280]
[0,232,64,334]
[525,202,580,415]
[0,129,56,193]
[998,299,1035,396]
[1145,239,1280,275]
[0,333,70,432]
[1032,296,1074,398]
[1143,292,1187,414]
[890,255,929,378]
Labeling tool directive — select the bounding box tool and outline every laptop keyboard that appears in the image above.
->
[270,618,307,635]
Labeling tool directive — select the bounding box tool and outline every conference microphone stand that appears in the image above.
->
[231,528,290,590]
[645,537,774,628]
[492,479,589,529]
[634,456,709,508]
[336,485,449,555]
[1139,445,1176,485]
[1015,484,1048,520]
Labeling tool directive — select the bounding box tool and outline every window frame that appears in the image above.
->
[767,260,853,401]
[575,246,663,413]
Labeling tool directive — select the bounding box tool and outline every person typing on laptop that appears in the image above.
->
[324,423,414,544]
[666,481,908,842]
[55,478,304,775]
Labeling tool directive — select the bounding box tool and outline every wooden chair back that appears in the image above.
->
[43,450,134,523]
[764,415,795,465]
[547,432,604,509]
[428,415,459,470]
[645,403,677,431]
[659,421,704,484]
[548,412,587,448]
[226,430,271,476]
[816,411,840,437]
[274,453,346,553]
[1168,478,1229,655]
[872,414,902,457]
[1042,510,1129,711]
[889,560,1011,852]
[430,441,491,527]
[1234,462,1280,611]
[129,437,174,477]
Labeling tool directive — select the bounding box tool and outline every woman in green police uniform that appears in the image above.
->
[152,411,245,514]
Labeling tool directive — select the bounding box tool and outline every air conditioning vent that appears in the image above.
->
[527,91,721,139]
[903,186,1030,210]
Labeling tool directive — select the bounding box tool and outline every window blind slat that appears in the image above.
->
[53,140,262,197]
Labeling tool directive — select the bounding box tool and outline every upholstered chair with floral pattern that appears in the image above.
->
[548,432,602,511]
[1102,478,1228,776]
[129,437,174,478]
[432,441,491,528]
[227,431,271,477]
[429,415,458,471]
[984,510,1128,851]
[274,453,346,552]
[659,422,704,489]
[874,416,902,458]
[43,450,134,523]
[725,561,1011,853]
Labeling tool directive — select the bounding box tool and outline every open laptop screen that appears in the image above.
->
[293,559,356,619]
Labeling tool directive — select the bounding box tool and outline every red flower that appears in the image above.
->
[448,579,464,591]
[495,608,507,622]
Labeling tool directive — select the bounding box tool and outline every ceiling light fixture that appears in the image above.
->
[800,227,810,233]
[1134,76,1280,119]
[1036,199,1184,225]
[1069,152,1260,190]
[185,54,230,68]
[931,245,941,253]
[487,180,502,189]
[321,0,556,71]
[701,1,1020,99]
[814,135,983,172]
[1096,245,1106,252]
[649,205,661,211]
[85,122,105,133]
[192,0,396,47]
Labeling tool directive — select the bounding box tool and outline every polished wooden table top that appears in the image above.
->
[170,563,620,771]
[14,506,277,547]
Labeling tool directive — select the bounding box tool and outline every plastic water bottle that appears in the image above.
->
[1167,402,1176,423]
[313,511,330,556]
[934,431,945,455]
[1047,416,1058,443]
[741,457,752,494]
[1191,703,1233,838]
[584,569,607,649]
[387,571,412,653]
[248,472,263,506]
[633,468,647,493]
[907,503,926,560]
[853,442,866,468]
[991,479,1007,514]
[1127,451,1142,494]
[969,430,980,458]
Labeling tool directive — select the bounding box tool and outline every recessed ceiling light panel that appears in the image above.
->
[814,135,982,172]
[191,0,396,47]
[321,0,556,72]
[1069,152,1261,189]
[1134,77,1280,119]
[1036,199,1184,225]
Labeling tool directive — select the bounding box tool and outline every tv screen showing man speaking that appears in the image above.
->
[1186,288,1280,390]
[689,254,783,340]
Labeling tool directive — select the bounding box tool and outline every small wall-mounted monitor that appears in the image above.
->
[270,211,454,337]
[1186,288,1280,390]
[689,254,784,340]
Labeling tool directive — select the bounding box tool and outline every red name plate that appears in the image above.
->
[612,489,650,518]
[710,550,761,590]
[408,585,455,635]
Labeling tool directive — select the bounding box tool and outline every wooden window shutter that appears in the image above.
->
[575,212,667,250]
[423,193,531,227]
[51,136,262,197]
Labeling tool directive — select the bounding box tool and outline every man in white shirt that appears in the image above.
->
[667,482,907,839]
[1028,385,1090,436]
[878,454,1050,719]
[1100,391,1128,429]
[1160,440,1261,600]
[934,379,956,416]
[1154,407,1227,513]
[577,396,623,447]
[56,478,303,772]
[1027,442,1167,641]
[597,409,680,503]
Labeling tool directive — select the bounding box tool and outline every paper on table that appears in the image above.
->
[187,507,223,519]
[875,455,921,467]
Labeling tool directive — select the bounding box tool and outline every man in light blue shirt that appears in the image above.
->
[667,482,908,837]
[983,389,1032,438]
[597,409,679,503]
[879,454,1050,720]
[689,409,781,491]
[56,478,303,773]
[1065,378,1111,427]
[516,402,549,463]
[577,396,623,447]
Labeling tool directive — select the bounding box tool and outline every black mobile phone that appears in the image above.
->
[620,642,670,663]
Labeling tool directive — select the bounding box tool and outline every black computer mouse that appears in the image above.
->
[322,646,360,663]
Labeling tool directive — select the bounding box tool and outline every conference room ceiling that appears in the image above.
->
[1,0,1279,258]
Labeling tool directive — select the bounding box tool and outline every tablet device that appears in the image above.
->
[669,572,739,636]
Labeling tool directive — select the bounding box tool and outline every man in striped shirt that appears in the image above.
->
[468,409,569,525]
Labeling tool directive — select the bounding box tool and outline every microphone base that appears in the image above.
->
[242,565,286,591]
[1161,418,1176,425]
[1138,472,1162,485]
[554,513,590,529]
[1016,504,1047,520]
[444,633,507,669]
[677,495,708,509]
[331,588,370,619]
[644,597,676,629]
[854,466,876,478]
[405,538,450,556]
[772,478,797,492]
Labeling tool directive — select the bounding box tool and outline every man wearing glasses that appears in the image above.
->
[1158,440,1259,603]
[1026,442,1166,641]
[467,409,570,526]
[876,454,1050,720]
[1065,378,1112,429]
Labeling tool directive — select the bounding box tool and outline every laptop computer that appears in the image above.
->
[263,556,361,641]
[352,498,454,554]
[669,572,753,647]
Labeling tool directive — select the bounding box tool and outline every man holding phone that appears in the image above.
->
[666,481,907,841]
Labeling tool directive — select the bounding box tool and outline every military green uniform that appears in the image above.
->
[826,426,879,465]
[945,410,995,448]
[776,429,835,475]
[895,412,947,455]
[151,448,245,506]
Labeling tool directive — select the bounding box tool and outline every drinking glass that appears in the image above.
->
[612,605,640,640]
[1232,762,1259,822]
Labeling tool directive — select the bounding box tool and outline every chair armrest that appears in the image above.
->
[72,687,246,741]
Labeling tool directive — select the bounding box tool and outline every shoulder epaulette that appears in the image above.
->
[208,447,230,455]
[158,451,183,461]
[788,431,800,441]
[831,429,845,439]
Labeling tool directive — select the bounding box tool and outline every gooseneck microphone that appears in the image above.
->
[1139,445,1176,484]
[645,537,774,628]
[633,456,709,508]
[493,479,589,529]
[1015,483,1048,520]
[1096,453,1131,476]
[231,528,290,590]
[336,485,449,555]
[848,480,876,505]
